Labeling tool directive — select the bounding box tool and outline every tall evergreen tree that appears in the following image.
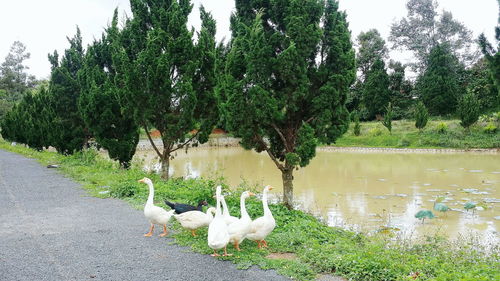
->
[414,101,429,131]
[390,0,476,71]
[224,0,355,208]
[388,61,414,118]
[362,58,391,119]
[113,1,218,178]
[478,4,500,108]
[458,91,480,130]
[356,29,388,80]
[46,28,88,154]
[416,44,463,115]
[78,11,140,168]
[0,41,37,119]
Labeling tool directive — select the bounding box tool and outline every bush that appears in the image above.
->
[458,91,480,130]
[369,127,383,136]
[382,102,393,134]
[414,101,429,131]
[483,123,498,134]
[436,122,448,134]
[353,112,361,136]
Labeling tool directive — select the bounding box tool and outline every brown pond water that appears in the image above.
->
[134,147,500,243]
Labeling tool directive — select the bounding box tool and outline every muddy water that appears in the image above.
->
[134,147,500,242]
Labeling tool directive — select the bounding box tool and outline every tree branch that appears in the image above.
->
[143,123,163,158]
[271,123,288,150]
[171,130,200,153]
[256,133,285,172]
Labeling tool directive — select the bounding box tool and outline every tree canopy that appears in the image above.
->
[223,0,355,208]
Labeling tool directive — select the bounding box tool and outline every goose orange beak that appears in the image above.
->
[268,186,274,190]
[138,178,145,183]
[249,192,256,196]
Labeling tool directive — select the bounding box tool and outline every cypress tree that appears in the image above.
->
[46,28,88,154]
[382,102,393,134]
[113,1,218,179]
[78,11,139,169]
[415,101,429,131]
[224,0,355,208]
[416,44,463,116]
[363,58,391,119]
[458,91,480,130]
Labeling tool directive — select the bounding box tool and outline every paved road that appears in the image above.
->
[0,149,289,281]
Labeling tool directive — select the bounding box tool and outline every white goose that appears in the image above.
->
[174,207,216,236]
[246,185,276,248]
[207,186,231,256]
[138,177,175,237]
[227,191,255,251]
[220,193,239,225]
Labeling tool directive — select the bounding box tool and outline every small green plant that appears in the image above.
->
[436,122,448,134]
[483,122,497,134]
[353,112,361,136]
[397,136,410,147]
[414,101,428,131]
[369,127,383,136]
[458,91,480,130]
[382,102,393,134]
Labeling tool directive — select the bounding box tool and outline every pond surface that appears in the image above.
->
[135,147,500,243]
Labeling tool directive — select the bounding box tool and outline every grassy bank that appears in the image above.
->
[1,140,499,280]
[334,119,499,149]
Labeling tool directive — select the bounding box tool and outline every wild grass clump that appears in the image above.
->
[1,139,499,281]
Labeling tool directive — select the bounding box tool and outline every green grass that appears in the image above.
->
[1,140,499,281]
[335,119,500,149]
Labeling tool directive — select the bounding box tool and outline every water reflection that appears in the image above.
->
[134,147,499,242]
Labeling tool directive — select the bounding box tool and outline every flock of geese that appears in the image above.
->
[138,177,276,256]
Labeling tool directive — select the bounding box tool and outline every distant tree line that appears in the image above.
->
[1,0,499,208]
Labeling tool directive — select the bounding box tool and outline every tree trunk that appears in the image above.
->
[160,153,170,180]
[281,167,294,210]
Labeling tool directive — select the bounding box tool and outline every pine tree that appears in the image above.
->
[382,102,393,134]
[363,58,391,119]
[78,11,140,169]
[414,101,429,131]
[458,91,480,130]
[224,0,355,208]
[416,44,463,116]
[113,1,218,178]
[46,28,88,154]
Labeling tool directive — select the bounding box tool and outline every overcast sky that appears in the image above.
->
[0,0,497,79]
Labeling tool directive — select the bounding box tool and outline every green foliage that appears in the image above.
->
[416,44,463,115]
[78,10,139,169]
[223,0,355,207]
[113,0,218,178]
[436,122,448,134]
[353,112,361,136]
[458,91,480,129]
[382,102,393,134]
[388,61,414,119]
[356,29,388,79]
[415,102,429,131]
[369,127,383,136]
[390,0,475,71]
[46,28,87,154]
[483,122,497,134]
[465,59,499,111]
[397,135,411,147]
[362,58,391,119]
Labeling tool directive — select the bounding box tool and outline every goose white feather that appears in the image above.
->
[227,191,255,251]
[174,207,216,236]
[207,185,231,256]
[246,185,276,248]
[139,177,174,237]
[220,194,239,225]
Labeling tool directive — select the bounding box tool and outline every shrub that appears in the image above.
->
[483,123,498,134]
[382,102,393,134]
[369,127,383,136]
[414,101,428,131]
[353,112,361,136]
[458,91,480,130]
[436,122,448,134]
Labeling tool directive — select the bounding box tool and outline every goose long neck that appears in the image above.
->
[263,189,272,217]
[240,194,249,219]
[216,194,222,217]
[146,182,154,206]
[221,196,230,216]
